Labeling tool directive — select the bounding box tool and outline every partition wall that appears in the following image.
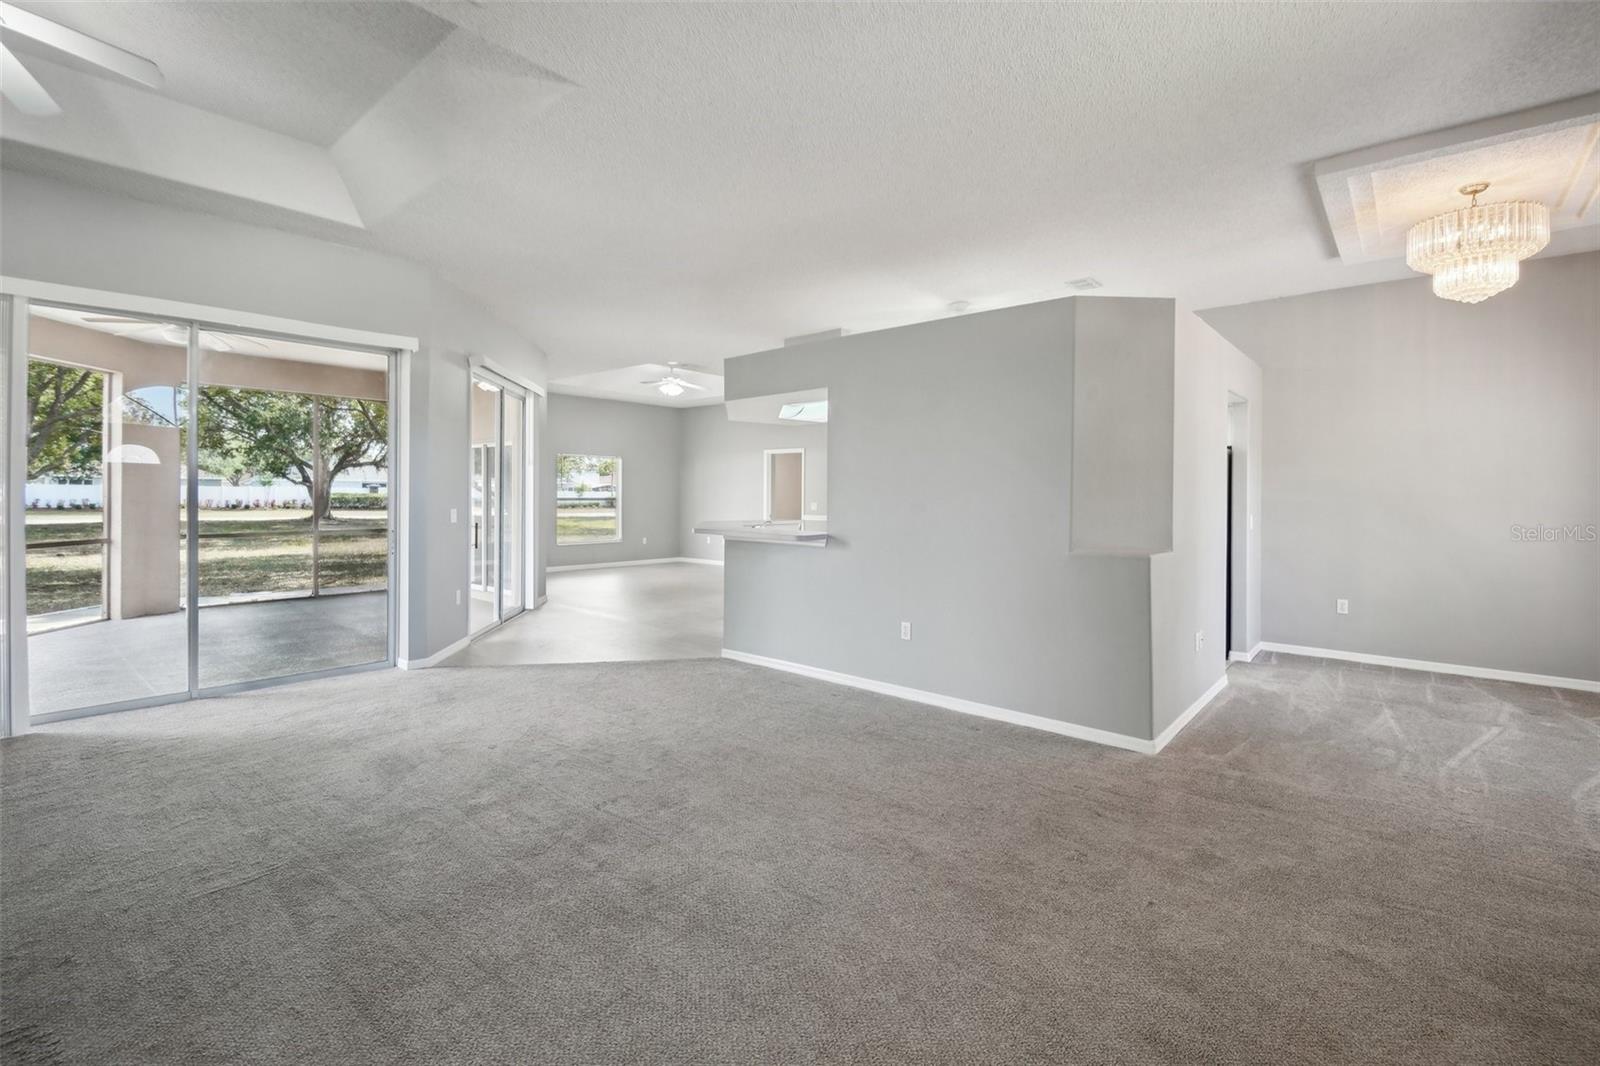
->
[1,290,401,731]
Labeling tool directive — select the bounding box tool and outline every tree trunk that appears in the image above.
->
[313,471,333,522]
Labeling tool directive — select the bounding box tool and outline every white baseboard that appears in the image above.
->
[548,556,724,573]
[397,633,470,670]
[1256,642,1600,693]
[1228,642,1263,663]
[721,648,1199,755]
[1152,673,1229,753]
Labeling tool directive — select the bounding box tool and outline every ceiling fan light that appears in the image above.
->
[658,381,685,397]
[1405,183,1549,303]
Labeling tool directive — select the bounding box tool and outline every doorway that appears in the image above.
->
[15,300,396,723]
[468,370,527,636]
[1226,395,1250,659]
[1225,443,1233,659]
[764,448,804,522]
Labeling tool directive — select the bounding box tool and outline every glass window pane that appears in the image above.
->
[556,453,620,545]
[197,334,388,688]
[470,377,499,634]
[25,305,188,715]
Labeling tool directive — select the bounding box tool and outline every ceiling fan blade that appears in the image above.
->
[638,379,667,385]
[0,41,60,116]
[676,380,707,390]
[202,332,234,352]
[0,2,164,90]
[82,316,149,324]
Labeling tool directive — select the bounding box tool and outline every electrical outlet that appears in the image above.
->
[1336,599,1349,615]
[900,621,912,641]
[810,501,818,511]
[705,535,712,545]
[455,589,462,606]
[1194,631,1205,652]
[450,508,458,523]
[641,536,647,545]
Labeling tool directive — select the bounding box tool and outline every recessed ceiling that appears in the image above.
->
[4,2,1598,380]
[550,363,724,408]
[1315,94,1600,265]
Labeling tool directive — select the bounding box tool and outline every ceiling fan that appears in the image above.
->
[0,1,163,117]
[82,316,269,354]
[640,361,712,398]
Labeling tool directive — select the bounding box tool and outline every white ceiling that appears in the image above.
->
[550,362,724,408]
[8,1,454,146]
[5,2,1599,380]
[1315,95,1600,264]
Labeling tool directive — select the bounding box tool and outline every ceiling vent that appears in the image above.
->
[1066,277,1103,291]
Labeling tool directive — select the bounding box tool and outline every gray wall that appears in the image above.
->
[680,406,827,562]
[547,394,682,567]
[1149,311,1261,736]
[1071,298,1175,554]
[0,170,549,665]
[1201,252,1599,683]
[722,298,1158,738]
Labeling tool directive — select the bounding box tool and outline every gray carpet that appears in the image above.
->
[3,653,1598,1064]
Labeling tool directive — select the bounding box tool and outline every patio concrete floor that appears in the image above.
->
[27,592,388,717]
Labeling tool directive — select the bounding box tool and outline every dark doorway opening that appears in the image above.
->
[1225,444,1234,659]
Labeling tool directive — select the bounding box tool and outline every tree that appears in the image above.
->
[197,447,260,488]
[198,388,386,520]
[556,453,588,486]
[27,362,103,480]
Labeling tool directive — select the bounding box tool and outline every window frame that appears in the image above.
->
[555,452,622,547]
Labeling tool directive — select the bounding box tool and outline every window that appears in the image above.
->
[556,454,620,545]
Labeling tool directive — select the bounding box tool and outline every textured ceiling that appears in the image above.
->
[5,1,1600,380]
[8,0,453,146]
[1314,95,1600,264]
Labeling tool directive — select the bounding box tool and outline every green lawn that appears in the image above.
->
[25,508,388,618]
[556,509,618,544]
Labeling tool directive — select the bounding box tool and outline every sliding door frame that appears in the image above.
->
[466,364,532,638]
[0,279,415,733]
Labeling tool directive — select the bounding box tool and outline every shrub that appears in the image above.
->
[330,492,388,511]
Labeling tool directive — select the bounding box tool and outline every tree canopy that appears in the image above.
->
[198,388,387,518]
[27,362,103,480]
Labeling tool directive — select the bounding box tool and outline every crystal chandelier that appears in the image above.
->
[1405,182,1550,304]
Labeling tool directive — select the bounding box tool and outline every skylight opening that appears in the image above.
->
[778,401,828,423]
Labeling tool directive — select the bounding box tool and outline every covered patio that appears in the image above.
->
[27,592,389,717]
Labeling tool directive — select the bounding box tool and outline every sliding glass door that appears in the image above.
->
[11,299,395,723]
[468,370,527,634]
[196,336,391,689]
[25,305,191,716]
